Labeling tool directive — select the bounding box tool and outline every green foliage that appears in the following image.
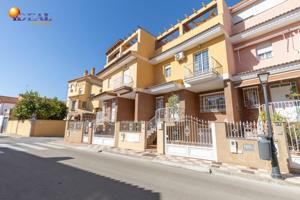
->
[272,112,285,122]
[13,91,67,120]
[259,111,266,122]
[259,111,285,123]
[167,94,179,109]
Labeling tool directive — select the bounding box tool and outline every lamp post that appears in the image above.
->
[257,71,282,179]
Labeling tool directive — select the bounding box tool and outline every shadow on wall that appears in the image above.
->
[0,148,160,200]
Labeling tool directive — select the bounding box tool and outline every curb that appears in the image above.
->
[52,142,300,188]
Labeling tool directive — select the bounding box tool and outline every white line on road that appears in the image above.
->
[34,142,65,149]
[16,143,48,150]
[0,144,27,152]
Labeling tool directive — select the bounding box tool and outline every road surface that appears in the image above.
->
[0,136,299,200]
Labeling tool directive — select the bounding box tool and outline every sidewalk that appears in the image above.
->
[54,141,300,187]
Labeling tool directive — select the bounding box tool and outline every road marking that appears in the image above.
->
[16,143,48,150]
[34,142,65,149]
[0,144,27,152]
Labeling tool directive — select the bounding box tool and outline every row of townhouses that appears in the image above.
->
[65,0,300,173]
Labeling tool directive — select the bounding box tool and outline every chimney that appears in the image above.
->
[84,69,88,76]
[91,67,95,76]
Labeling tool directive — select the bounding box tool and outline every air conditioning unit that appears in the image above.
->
[175,52,185,61]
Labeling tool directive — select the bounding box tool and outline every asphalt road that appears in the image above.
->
[0,136,300,200]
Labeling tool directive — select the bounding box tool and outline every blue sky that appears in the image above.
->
[0,0,240,100]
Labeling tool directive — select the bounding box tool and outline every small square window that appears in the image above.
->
[164,64,171,78]
[256,43,273,60]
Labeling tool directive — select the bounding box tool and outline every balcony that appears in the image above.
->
[113,75,134,95]
[184,57,223,92]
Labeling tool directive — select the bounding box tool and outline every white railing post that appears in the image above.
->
[210,122,218,161]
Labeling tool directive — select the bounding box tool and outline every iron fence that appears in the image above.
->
[120,121,142,132]
[68,121,82,130]
[226,121,261,139]
[166,116,212,147]
[93,122,115,137]
[286,122,300,154]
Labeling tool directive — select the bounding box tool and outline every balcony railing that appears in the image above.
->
[155,107,185,122]
[184,57,223,80]
[260,100,300,122]
[113,75,134,90]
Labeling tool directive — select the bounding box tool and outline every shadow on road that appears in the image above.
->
[0,148,160,200]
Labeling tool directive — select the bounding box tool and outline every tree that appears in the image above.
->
[13,91,67,120]
[167,94,179,109]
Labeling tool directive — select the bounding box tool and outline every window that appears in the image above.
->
[79,88,83,94]
[82,101,87,109]
[194,50,209,74]
[200,92,225,112]
[243,87,259,108]
[164,64,171,78]
[256,43,272,60]
[70,85,74,93]
[71,101,76,111]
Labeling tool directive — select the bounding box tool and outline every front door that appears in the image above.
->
[156,97,164,119]
[111,100,116,122]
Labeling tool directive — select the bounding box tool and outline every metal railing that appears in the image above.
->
[120,121,143,132]
[166,116,212,147]
[93,122,115,137]
[155,107,185,122]
[226,121,262,139]
[184,57,223,79]
[68,121,82,130]
[286,122,300,153]
[113,75,134,90]
[260,100,300,122]
[146,116,157,136]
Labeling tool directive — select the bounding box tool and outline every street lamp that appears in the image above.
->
[257,71,282,179]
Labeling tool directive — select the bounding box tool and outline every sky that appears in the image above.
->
[0,0,240,100]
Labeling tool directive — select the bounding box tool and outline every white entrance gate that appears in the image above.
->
[92,122,115,146]
[164,116,216,161]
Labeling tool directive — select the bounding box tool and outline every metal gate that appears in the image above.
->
[164,116,216,160]
[92,122,115,146]
[286,122,300,169]
[82,121,89,143]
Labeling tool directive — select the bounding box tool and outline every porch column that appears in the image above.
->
[224,80,240,122]
[134,92,155,121]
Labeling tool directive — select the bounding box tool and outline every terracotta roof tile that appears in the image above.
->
[0,96,18,104]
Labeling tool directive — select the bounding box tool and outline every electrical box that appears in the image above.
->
[258,135,271,160]
[230,140,238,153]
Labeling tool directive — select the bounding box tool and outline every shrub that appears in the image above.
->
[13,91,67,120]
